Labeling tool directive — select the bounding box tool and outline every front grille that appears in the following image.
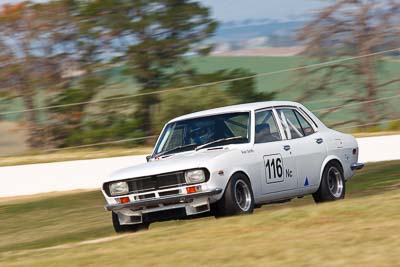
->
[127,172,186,194]
[103,168,209,197]
[129,178,156,192]
[157,173,186,188]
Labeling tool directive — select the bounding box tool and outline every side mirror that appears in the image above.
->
[146,155,152,162]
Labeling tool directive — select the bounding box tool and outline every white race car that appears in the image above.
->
[102,101,364,232]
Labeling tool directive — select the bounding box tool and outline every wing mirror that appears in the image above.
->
[146,155,152,162]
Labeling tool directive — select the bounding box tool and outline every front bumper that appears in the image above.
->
[105,188,222,212]
[350,163,364,171]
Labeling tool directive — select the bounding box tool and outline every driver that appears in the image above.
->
[255,123,273,143]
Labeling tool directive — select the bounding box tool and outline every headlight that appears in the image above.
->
[109,181,129,196]
[185,169,206,184]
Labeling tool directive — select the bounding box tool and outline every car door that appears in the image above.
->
[253,109,298,195]
[275,107,327,191]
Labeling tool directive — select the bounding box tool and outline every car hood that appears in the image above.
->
[106,147,237,182]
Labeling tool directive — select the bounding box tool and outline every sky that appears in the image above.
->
[0,0,327,22]
[200,0,327,22]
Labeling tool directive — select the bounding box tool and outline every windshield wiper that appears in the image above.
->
[156,143,199,157]
[195,136,247,151]
[155,136,248,157]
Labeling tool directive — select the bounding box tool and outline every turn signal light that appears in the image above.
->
[186,186,197,194]
[119,197,130,204]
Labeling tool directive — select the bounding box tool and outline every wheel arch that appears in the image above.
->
[219,169,253,197]
[207,159,258,204]
[212,169,255,216]
[230,170,252,182]
[318,156,344,187]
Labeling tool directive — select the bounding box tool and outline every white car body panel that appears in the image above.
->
[102,101,362,225]
[254,140,297,194]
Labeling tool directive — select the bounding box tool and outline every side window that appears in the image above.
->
[276,108,315,139]
[293,110,315,136]
[277,109,303,139]
[255,110,282,143]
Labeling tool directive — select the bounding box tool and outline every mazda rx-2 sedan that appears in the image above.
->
[102,101,364,232]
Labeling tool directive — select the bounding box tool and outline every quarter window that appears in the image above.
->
[255,110,282,143]
[294,110,315,136]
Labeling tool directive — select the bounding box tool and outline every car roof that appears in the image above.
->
[168,101,302,123]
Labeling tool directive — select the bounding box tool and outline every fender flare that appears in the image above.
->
[318,155,344,187]
[215,168,253,200]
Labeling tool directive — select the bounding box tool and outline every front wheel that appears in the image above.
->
[313,162,345,203]
[112,212,149,233]
[214,173,254,217]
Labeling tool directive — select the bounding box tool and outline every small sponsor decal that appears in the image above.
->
[241,149,255,154]
[304,177,309,186]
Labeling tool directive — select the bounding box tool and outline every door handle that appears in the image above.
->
[316,138,324,144]
[283,145,291,151]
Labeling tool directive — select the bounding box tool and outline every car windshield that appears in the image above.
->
[154,112,250,156]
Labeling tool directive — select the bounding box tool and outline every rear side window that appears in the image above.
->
[277,109,303,139]
[276,108,315,139]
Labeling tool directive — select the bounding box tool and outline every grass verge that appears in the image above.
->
[0,147,153,167]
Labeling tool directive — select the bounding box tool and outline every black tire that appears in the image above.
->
[313,161,345,203]
[214,173,254,217]
[112,212,149,233]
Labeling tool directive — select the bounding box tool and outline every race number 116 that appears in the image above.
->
[263,154,284,183]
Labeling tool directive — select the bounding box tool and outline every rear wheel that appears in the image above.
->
[313,161,345,203]
[112,212,149,233]
[214,173,254,217]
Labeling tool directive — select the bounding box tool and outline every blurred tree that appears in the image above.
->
[0,0,276,150]
[80,0,218,136]
[47,75,105,147]
[297,0,400,126]
[60,116,146,147]
[214,69,275,103]
[0,1,81,148]
[53,66,270,146]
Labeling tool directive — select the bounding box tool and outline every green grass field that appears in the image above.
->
[0,160,399,266]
